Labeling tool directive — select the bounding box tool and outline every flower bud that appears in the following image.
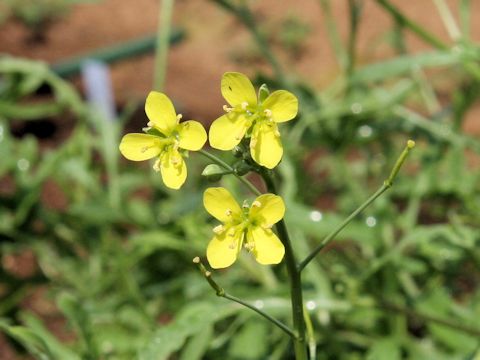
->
[232,145,244,158]
[258,83,270,103]
[202,164,226,182]
[233,160,252,176]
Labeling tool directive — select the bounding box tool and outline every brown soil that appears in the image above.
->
[1,0,480,357]
[2,0,480,124]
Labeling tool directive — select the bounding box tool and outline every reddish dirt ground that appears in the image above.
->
[1,0,480,125]
[1,1,480,357]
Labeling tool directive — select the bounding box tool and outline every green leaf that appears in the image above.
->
[367,338,401,360]
[138,302,237,360]
[228,319,269,359]
[179,323,214,360]
[352,50,462,83]
[20,312,81,360]
[0,322,55,360]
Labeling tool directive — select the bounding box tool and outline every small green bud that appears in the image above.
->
[202,164,227,182]
[232,145,244,158]
[258,83,270,103]
[233,160,252,176]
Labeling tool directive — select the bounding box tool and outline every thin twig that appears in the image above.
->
[193,257,297,339]
[199,150,261,196]
[298,140,415,271]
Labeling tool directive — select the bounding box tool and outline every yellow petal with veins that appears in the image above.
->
[209,112,249,150]
[221,72,257,108]
[262,90,298,123]
[119,133,162,161]
[203,187,242,222]
[145,91,178,135]
[177,120,207,151]
[248,227,285,265]
[160,148,187,189]
[207,228,243,269]
[249,194,285,227]
[250,123,283,169]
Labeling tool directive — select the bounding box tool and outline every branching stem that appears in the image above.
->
[298,140,415,271]
[198,150,261,196]
[261,171,308,360]
[193,257,296,339]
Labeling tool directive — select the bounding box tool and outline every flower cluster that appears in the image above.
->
[119,73,298,268]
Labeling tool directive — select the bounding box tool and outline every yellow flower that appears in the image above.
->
[119,91,207,189]
[209,72,298,169]
[204,187,285,269]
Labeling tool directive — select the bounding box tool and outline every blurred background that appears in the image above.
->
[1,0,480,359]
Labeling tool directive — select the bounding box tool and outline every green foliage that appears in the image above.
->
[2,0,480,358]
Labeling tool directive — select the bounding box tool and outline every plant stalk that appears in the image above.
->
[193,257,296,339]
[298,140,415,271]
[261,171,308,360]
[198,150,261,196]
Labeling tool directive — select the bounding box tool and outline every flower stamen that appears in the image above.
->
[213,225,224,234]
[244,242,255,251]
[251,200,261,208]
[153,158,161,172]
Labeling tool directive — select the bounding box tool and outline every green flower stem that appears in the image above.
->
[193,257,296,339]
[154,0,174,90]
[198,150,262,196]
[298,140,415,272]
[376,0,449,50]
[261,171,308,360]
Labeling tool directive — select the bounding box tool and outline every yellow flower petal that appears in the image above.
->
[248,227,285,265]
[160,148,187,189]
[250,194,285,227]
[221,72,257,107]
[119,133,162,161]
[203,187,242,222]
[207,229,243,269]
[145,91,178,135]
[177,120,207,151]
[209,113,249,150]
[262,90,298,123]
[250,123,283,169]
